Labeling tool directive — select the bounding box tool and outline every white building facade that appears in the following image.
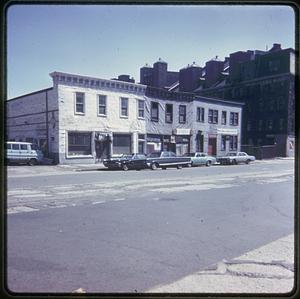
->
[6,71,243,164]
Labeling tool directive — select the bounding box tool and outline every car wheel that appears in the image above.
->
[151,163,158,170]
[177,165,182,169]
[187,163,192,167]
[206,160,212,167]
[162,167,167,170]
[28,158,37,166]
[232,159,237,165]
[122,164,129,171]
[246,159,250,164]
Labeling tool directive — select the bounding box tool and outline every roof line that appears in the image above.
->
[8,87,53,101]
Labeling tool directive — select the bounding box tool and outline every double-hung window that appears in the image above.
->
[197,107,205,122]
[221,111,227,125]
[151,102,159,122]
[230,112,239,126]
[179,105,186,123]
[208,109,213,123]
[208,109,218,124]
[213,110,218,124]
[98,95,107,116]
[75,92,85,114]
[120,97,128,118]
[165,104,173,123]
[137,100,145,119]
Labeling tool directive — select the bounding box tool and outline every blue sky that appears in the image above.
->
[7,4,295,98]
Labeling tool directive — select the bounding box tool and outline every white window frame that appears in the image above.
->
[137,99,145,119]
[98,94,107,117]
[75,92,85,115]
[197,107,205,122]
[120,97,129,118]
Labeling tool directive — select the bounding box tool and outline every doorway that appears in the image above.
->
[208,136,217,156]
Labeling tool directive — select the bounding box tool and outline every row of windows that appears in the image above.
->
[75,93,145,119]
[151,103,238,125]
[247,119,286,132]
[59,75,146,93]
[75,93,239,126]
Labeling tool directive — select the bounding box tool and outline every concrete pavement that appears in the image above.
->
[147,233,294,293]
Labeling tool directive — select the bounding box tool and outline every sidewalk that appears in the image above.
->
[146,234,294,293]
[57,162,106,172]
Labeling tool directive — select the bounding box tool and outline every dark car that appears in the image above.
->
[103,154,147,171]
[146,151,191,170]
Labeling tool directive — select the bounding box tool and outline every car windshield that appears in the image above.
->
[111,154,130,159]
[148,152,160,158]
[183,153,195,157]
[226,153,237,156]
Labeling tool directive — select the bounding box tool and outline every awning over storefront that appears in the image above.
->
[217,128,238,135]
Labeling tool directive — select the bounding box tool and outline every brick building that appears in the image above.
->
[196,44,295,157]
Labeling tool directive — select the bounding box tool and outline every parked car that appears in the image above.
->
[103,153,147,171]
[217,152,256,165]
[146,151,191,170]
[183,152,216,167]
[5,141,44,165]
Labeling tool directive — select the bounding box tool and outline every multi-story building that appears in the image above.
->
[145,86,243,156]
[192,44,295,157]
[6,71,243,164]
[7,72,147,164]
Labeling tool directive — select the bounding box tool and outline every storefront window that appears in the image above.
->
[113,134,131,154]
[68,132,91,156]
[229,135,238,151]
[221,135,226,151]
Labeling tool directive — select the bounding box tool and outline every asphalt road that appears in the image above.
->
[6,160,295,293]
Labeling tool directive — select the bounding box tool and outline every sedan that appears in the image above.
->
[103,154,147,171]
[183,152,217,167]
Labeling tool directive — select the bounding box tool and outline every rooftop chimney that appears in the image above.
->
[269,43,282,52]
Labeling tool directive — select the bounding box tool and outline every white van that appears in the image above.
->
[5,141,44,165]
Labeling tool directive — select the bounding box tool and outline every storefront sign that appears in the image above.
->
[146,135,161,143]
[217,128,238,135]
[176,136,190,143]
[163,136,170,143]
[173,128,191,135]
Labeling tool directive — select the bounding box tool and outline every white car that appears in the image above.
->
[217,152,255,165]
[183,152,216,167]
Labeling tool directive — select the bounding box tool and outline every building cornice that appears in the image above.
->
[50,71,147,95]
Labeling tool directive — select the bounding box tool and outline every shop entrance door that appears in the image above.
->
[208,136,217,156]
